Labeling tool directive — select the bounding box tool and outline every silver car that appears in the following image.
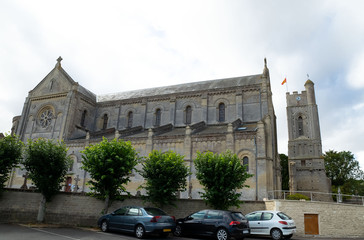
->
[245,210,296,240]
[97,206,176,238]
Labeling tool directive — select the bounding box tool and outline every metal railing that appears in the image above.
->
[267,190,364,206]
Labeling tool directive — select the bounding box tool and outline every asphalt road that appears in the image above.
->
[0,223,362,240]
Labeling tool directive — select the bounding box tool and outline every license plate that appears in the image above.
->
[243,230,249,234]
[163,229,171,232]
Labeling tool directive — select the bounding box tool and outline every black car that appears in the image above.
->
[174,209,250,240]
[97,206,176,238]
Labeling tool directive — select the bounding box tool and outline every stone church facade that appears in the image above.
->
[7,57,282,200]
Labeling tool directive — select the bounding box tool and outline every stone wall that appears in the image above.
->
[266,200,364,238]
[0,190,264,227]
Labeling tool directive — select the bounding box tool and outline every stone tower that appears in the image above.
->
[286,79,331,198]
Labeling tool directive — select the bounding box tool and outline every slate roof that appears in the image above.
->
[97,74,263,102]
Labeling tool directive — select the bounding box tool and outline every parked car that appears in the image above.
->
[97,206,176,238]
[173,209,250,240]
[245,210,296,240]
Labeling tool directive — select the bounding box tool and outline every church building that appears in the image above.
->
[8,57,281,200]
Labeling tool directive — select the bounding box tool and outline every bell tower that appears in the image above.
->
[286,79,331,198]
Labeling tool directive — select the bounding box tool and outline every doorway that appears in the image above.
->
[304,214,319,235]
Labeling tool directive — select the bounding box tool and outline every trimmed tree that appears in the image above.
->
[139,150,190,207]
[0,134,23,193]
[279,153,289,190]
[81,137,138,214]
[23,138,71,222]
[194,151,253,210]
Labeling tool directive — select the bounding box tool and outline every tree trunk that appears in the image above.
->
[37,194,46,222]
[103,194,110,214]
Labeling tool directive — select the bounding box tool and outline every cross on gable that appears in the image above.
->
[57,56,63,63]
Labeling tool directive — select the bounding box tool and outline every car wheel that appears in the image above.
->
[135,224,145,239]
[216,228,229,240]
[174,224,182,237]
[271,228,283,240]
[100,220,109,232]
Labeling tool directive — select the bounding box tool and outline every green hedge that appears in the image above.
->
[286,193,310,201]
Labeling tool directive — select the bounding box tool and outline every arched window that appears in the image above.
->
[243,156,249,171]
[103,114,108,130]
[185,106,192,125]
[298,116,303,136]
[218,103,225,122]
[127,111,133,128]
[81,110,87,127]
[155,109,161,126]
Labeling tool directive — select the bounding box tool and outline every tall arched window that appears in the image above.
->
[127,111,133,128]
[298,116,303,136]
[243,156,249,172]
[155,109,161,126]
[102,114,108,130]
[185,106,192,124]
[81,110,87,127]
[218,103,225,122]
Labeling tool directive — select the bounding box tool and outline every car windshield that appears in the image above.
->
[144,207,167,216]
[277,212,292,220]
[231,212,246,221]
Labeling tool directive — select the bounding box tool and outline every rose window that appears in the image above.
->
[39,109,54,128]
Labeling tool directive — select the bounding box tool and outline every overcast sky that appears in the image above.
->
[1,0,364,169]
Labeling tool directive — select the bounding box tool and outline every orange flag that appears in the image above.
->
[281,78,287,85]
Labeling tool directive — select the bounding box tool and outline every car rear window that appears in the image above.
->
[277,212,292,220]
[231,212,246,221]
[144,207,167,216]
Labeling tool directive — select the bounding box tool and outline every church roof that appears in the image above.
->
[97,74,263,102]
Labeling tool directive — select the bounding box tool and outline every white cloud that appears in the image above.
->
[1,0,364,171]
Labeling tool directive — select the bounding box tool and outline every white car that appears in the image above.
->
[245,210,296,240]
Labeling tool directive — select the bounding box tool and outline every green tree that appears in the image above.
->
[81,137,138,213]
[279,153,289,190]
[139,150,190,207]
[324,150,364,187]
[194,151,253,210]
[341,178,364,196]
[23,138,71,222]
[0,134,23,193]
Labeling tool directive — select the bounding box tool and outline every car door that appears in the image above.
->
[258,212,274,235]
[122,207,142,232]
[245,212,263,234]
[108,206,128,231]
[202,210,222,235]
[182,210,207,235]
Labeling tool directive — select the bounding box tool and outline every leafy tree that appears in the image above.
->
[139,150,190,207]
[341,178,364,196]
[81,137,138,213]
[0,134,23,193]
[23,138,71,222]
[279,153,289,190]
[194,151,253,210]
[324,150,364,187]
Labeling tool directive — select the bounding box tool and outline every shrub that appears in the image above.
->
[286,193,310,201]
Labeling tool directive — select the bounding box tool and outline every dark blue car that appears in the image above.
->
[97,206,176,238]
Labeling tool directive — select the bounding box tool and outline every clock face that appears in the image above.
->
[296,96,301,101]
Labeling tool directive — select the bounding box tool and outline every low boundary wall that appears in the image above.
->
[0,189,264,227]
